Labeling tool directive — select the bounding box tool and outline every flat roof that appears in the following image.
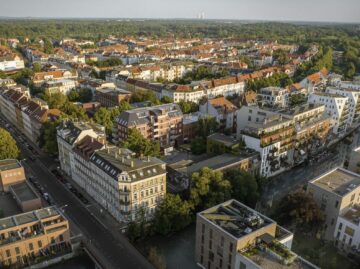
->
[309,167,360,196]
[186,153,257,175]
[0,206,63,231]
[10,181,39,202]
[207,133,239,147]
[0,159,21,172]
[199,199,274,239]
[340,205,360,226]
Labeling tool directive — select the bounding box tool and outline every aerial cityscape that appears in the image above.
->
[0,1,360,269]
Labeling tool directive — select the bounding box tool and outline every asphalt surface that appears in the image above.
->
[0,117,154,269]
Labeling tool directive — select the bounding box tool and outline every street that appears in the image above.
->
[0,116,154,269]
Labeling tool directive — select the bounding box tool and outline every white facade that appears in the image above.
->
[0,56,24,71]
[308,93,349,136]
[258,87,289,108]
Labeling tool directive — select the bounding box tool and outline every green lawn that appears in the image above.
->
[292,232,356,269]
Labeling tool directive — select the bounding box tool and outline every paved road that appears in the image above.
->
[259,131,356,213]
[0,117,154,269]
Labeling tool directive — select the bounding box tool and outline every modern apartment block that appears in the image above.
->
[257,87,289,108]
[70,137,167,222]
[326,87,360,127]
[113,103,183,149]
[308,92,350,136]
[56,121,106,177]
[0,159,26,192]
[195,199,319,269]
[307,167,360,240]
[0,207,71,268]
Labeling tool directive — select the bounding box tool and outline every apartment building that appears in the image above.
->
[308,92,350,136]
[0,207,71,268]
[326,87,360,126]
[0,159,26,192]
[0,46,24,72]
[43,79,77,95]
[71,140,166,222]
[195,199,319,269]
[78,78,116,94]
[199,97,238,131]
[307,167,360,240]
[334,204,360,255]
[113,103,183,149]
[347,146,360,174]
[32,70,77,87]
[163,76,245,104]
[94,87,131,107]
[300,68,328,93]
[56,121,106,177]
[258,87,289,108]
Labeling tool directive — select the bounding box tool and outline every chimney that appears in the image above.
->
[131,160,134,167]
[122,156,125,163]
[147,156,150,162]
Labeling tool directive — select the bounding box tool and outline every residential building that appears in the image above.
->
[347,146,360,174]
[95,87,131,107]
[334,205,360,256]
[326,87,360,126]
[300,68,328,93]
[32,70,77,87]
[9,181,42,212]
[307,167,360,240]
[207,133,240,156]
[113,103,183,150]
[258,87,289,108]
[56,121,106,177]
[195,199,319,269]
[78,78,116,94]
[43,79,77,95]
[308,92,350,136]
[0,52,24,72]
[182,112,201,143]
[199,97,238,131]
[0,159,26,192]
[0,207,71,268]
[72,141,167,222]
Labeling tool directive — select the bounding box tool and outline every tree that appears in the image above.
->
[67,89,79,102]
[61,101,88,121]
[130,90,160,105]
[225,170,260,207]
[148,247,166,269]
[178,100,198,114]
[198,116,218,138]
[127,207,148,242]
[160,96,173,104]
[151,194,193,236]
[0,128,19,159]
[345,62,356,79]
[289,93,307,106]
[38,120,61,155]
[275,190,324,231]
[43,91,67,109]
[78,88,93,103]
[190,167,231,209]
[122,128,160,157]
[93,107,113,135]
[191,137,206,155]
[32,62,42,72]
[0,70,6,79]
[43,38,54,54]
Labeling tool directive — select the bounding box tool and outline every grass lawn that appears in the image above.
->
[292,231,357,269]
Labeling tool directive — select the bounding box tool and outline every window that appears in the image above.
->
[202,223,205,233]
[38,241,43,248]
[339,222,343,230]
[59,234,64,242]
[229,243,233,252]
[29,243,33,251]
[209,240,212,249]
[240,261,247,269]
[335,200,339,208]
[6,249,11,257]
[15,247,20,255]
[210,229,213,239]
[248,116,251,121]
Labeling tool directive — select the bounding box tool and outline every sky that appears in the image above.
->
[0,0,360,23]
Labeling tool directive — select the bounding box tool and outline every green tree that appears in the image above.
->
[225,170,260,207]
[198,116,218,138]
[67,89,79,102]
[0,128,20,159]
[345,62,356,79]
[43,38,54,54]
[122,128,160,157]
[190,167,231,209]
[127,207,148,242]
[191,137,206,155]
[32,62,42,72]
[275,190,324,231]
[0,70,6,79]
[38,120,60,155]
[43,91,67,109]
[61,101,88,121]
[178,100,198,114]
[78,88,93,103]
[160,96,173,104]
[151,194,193,236]
[93,107,113,135]
[130,90,160,105]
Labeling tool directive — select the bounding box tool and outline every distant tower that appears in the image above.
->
[197,12,205,20]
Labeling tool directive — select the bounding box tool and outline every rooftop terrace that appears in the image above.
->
[340,205,360,226]
[0,159,21,172]
[10,181,39,202]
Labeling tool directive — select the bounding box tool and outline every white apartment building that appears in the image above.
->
[0,55,24,71]
[334,205,360,255]
[258,87,289,108]
[326,87,360,126]
[308,92,349,136]
[57,121,106,177]
[44,79,77,95]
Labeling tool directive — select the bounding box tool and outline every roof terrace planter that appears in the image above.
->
[262,240,297,265]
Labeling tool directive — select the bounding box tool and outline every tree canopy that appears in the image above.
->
[122,128,160,157]
[0,128,20,160]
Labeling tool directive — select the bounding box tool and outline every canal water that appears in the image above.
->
[48,254,95,269]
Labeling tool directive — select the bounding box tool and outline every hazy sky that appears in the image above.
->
[1,0,360,23]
